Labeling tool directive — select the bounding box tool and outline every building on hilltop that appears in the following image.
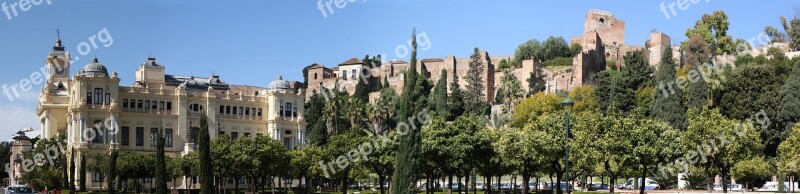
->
[36,35,306,191]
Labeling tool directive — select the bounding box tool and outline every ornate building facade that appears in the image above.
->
[35,36,306,190]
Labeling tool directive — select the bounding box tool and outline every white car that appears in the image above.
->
[713,184,742,191]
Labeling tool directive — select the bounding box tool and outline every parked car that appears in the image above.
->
[528,182,548,190]
[756,182,797,192]
[5,186,33,194]
[500,183,512,190]
[623,178,658,190]
[588,183,609,190]
[713,184,743,191]
[475,183,486,190]
[550,182,573,191]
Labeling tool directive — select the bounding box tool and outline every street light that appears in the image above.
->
[561,98,574,194]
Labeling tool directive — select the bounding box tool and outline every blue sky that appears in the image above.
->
[0,0,796,139]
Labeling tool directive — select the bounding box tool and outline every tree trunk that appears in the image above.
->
[639,164,647,194]
[466,175,471,194]
[449,176,454,194]
[486,176,492,194]
[522,173,530,194]
[608,175,616,194]
[556,171,564,194]
[380,175,386,194]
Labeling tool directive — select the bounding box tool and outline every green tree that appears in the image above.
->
[392,29,431,194]
[305,93,328,145]
[684,35,711,109]
[495,68,524,110]
[108,146,119,194]
[449,72,466,120]
[429,69,450,119]
[513,39,542,67]
[685,10,734,55]
[510,92,562,128]
[525,113,570,194]
[650,46,687,130]
[568,86,598,113]
[777,60,800,140]
[732,157,771,190]
[19,133,68,191]
[593,71,615,114]
[778,124,800,177]
[70,148,76,191]
[155,127,168,194]
[613,51,653,113]
[719,64,784,156]
[198,115,214,194]
[87,153,109,190]
[464,47,489,115]
[80,153,86,192]
[684,108,764,193]
[527,62,547,96]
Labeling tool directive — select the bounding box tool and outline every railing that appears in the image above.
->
[218,114,263,121]
[121,107,173,115]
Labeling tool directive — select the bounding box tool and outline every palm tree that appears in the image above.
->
[368,88,397,135]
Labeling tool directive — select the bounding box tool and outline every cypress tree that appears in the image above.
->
[392,29,429,194]
[155,126,168,194]
[429,69,450,119]
[594,71,614,115]
[79,154,86,192]
[778,61,800,135]
[614,50,653,114]
[449,72,466,120]
[70,148,76,191]
[650,46,687,130]
[464,47,488,115]
[199,115,214,194]
[108,146,118,194]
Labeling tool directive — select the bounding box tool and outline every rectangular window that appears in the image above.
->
[129,99,136,109]
[123,99,129,108]
[231,132,238,139]
[293,107,298,118]
[233,106,237,114]
[91,127,104,144]
[220,105,225,114]
[251,108,256,116]
[352,69,356,79]
[121,126,129,146]
[226,106,231,114]
[94,88,103,104]
[283,137,292,149]
[137,100,143,109]
[285,103,293,117]
[86,92,92,104]
[152,101,158,110]
[342,71,347,80]
[165,129,173,147]
[105,93,111,105]
[244,133,250,137]
[256,133,263,137]
[279,106,284,117]
[92,171,103,182]
[258,108,262,117]
[245,107,250,116]
[239,107,244,115]
[150,128,158,146]
[145,100,151,110]
[135,127,144,146]
[159,101,165,110]
[166,102,172,111]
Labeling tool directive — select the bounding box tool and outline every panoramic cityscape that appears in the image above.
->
[1,1,800,194]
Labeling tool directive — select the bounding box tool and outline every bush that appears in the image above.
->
[543,57,573,67]
[682,173,708,190]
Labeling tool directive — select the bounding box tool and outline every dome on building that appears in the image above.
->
[268,75,290,91]
[79,57,109,77]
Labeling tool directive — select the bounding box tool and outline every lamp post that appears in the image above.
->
[561,98,574,194]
